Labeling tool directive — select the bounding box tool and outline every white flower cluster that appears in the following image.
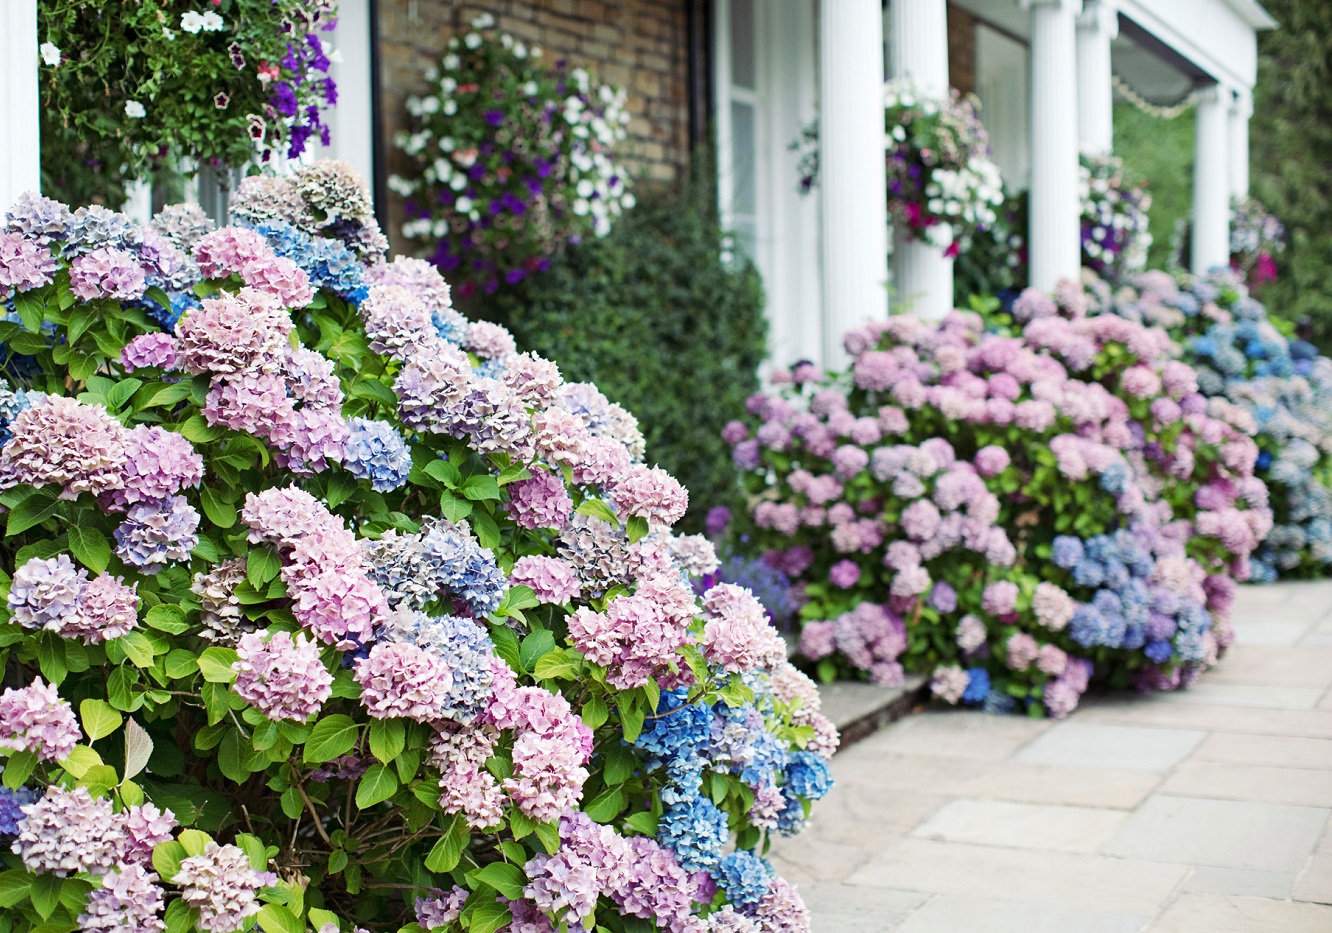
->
[180,10,226,34]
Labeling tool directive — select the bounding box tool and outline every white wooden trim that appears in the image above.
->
[311,0,376,197]
[1,0,41,208]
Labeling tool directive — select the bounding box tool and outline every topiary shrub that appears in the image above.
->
[720,284,1269,717]
[476,185,767,535]
[0,163,832,933]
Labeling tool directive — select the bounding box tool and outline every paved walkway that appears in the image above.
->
[773,581,1332,932]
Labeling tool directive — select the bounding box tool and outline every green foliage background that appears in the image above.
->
[1112,102,1195,272]
[474,183,768,532]
[1249,0,1332,347]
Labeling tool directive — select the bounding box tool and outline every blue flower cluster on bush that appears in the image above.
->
[1176,280,1332,579]
[635,686,832,875]
[250,220,366,299]
[1053,531,1213,663]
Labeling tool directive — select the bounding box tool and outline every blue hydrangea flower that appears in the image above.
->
[711,851,774,908]
[343,417,413,492]
[962,667,991,704]
[658,793,729,871]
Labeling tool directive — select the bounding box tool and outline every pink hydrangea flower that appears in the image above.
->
[511,556,580,605]
[0,677,81,761]
[232,630,333,723]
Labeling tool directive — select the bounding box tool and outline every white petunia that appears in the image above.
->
[40,42,60,66]
[199,11,225,31]
[180,11,205,33]
[464,32,483,49]
[125,100,146,119]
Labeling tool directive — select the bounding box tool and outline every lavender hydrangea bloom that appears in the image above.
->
[232,630,333,723]
[379,609,496,723]
[8,554,87,631]
[175,842,277,933]
[5,192,73,246]
[114,495,201,573]
[78,862,167,933]
[13,785,120,876]
[0,784,38,838]
[342,417,413,491]
[0,678,81,761]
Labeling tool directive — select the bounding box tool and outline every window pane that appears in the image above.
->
[730,101,757,216]
[730,0,756,89]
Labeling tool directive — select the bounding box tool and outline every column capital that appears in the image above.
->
[1020,0,1083,14]
[1077,0,1119,38]
[1192,84,1227,107]
[1229,87,1253,118]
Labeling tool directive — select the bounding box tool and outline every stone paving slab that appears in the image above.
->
[1152,894,1332,932]
[782,581,1332,930]
[892,895,1148,933]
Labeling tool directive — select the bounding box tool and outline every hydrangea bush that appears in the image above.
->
[721,285,1270,717]
[1079,154,1152,282]
[1085,269,1332,580]
[390,15,633,297]
[0,164,833,933]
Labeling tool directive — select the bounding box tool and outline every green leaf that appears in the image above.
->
[532,647,583,681]
[67,522,111,573]
[471,509,501,548]
[624,811,657,837]
[368,718,406,764]
[200,486,238,529]
[424,460,462,488]
[461,474,501,501]
[258,904,302,933]
[2,751,37,788]
[518,629,556,673]
[575,498,619,526]
[303,714,360,764]
[217,730,249,783]
[106,377,144,412]
[152,841,186,883]
[0,870,32,908]
[246,547,281,588]
[147,605,190,636]
[423,814,469,873]
[117,631,158,668]
[15,292,44,334]
[144,382,194,408]
[197,646,239,683]
[619,698,645,743]
[626,515,649,544]
[467,901,512,933]
[59,744,102,778]
[29,873,61,919]
[496,462,531,486]
[355,764,399,808]
[583,786,623,822]
[79,698,122,741]
[5,491,58,537]
[469,862,526,900]
[602,742,636,786]
[178,415,224,444]
[438,491,473,523]
[581,694,608,729]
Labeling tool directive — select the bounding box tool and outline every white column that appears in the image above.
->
[1228,89,1251,199]
[1192,85,1231,273]
[313,0,376,193]
[1023,0,1084,291]
[1,0,41,209]
[1076,0,1117,155]
[819,0,890,363]
[888,0,954,321]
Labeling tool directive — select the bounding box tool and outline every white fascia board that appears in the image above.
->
[1224,0,1278,29]
[1118,0,1260,90]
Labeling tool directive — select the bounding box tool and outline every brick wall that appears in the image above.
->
[947,3,977,97]
[377,0,692,246]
